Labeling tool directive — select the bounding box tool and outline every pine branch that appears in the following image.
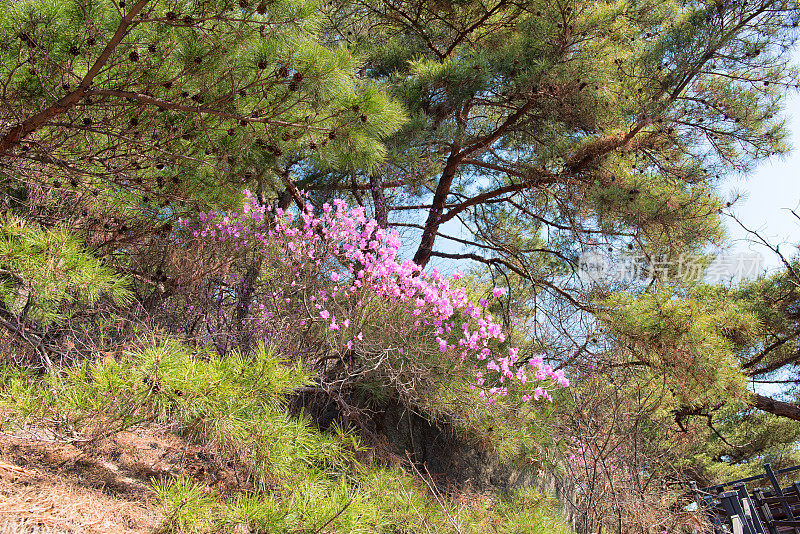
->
[442,0,508,58]
[0,0,151,156]
[438,172,555,226]
[749,392,800,422]
[87,89,330,131]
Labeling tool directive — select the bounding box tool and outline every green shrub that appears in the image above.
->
[0,341,571,533]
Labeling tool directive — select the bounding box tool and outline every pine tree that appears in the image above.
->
[313,0,797,290]
[0,0,405,249]
[592,263,800,483]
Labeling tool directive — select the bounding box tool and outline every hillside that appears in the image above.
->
[3,0,800,531]
[0,343,570,533]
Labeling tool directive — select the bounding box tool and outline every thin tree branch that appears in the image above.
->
[429,250,590,311]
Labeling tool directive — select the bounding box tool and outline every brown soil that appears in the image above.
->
[0,426,243,534]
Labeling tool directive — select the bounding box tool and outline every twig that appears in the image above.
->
[314,496,354,533]
[0,309,57,369]
[726,211,800,285]
[398,483,434,534]
[0,459,37,478]
[405,453,463,534]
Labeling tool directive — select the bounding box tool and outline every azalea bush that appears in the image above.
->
[179,191,568,410]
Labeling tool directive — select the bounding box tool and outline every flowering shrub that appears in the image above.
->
[179,191,568,405]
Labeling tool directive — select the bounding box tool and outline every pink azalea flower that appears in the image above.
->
[188,191,570,406]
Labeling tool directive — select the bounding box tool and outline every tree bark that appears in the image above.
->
[749,392,800,422]
[412,152,461,267]
[370,175,388,228]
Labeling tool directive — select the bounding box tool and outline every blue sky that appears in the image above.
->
[724,91,800,272]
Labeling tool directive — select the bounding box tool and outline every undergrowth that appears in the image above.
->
[0,341,570,533]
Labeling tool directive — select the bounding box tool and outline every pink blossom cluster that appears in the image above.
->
[179,190,568,404]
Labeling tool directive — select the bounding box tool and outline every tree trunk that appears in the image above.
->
[412,152,461,267]
[370,175,388,228]
[749,392,800,422]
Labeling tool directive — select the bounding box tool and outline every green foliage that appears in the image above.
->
[319,0,798,271]
[146,466,571,533]
[600,285,756,406]
[729,262,800,379]
[0,0,406,186]
[358,468,570,534]
[153,476,215,533]
[673,261,800,481]
[685,400,800,483]
[215,493,288,533]
[0,214,132,326]
[590,265,800,485]
[0,341,357,489]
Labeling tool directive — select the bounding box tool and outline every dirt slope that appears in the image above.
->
[0,427,236,534]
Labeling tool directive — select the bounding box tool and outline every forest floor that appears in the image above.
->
[0,425,227,534]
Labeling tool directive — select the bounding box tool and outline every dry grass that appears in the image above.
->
[0,425,246,534]
[0,480,157,533]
